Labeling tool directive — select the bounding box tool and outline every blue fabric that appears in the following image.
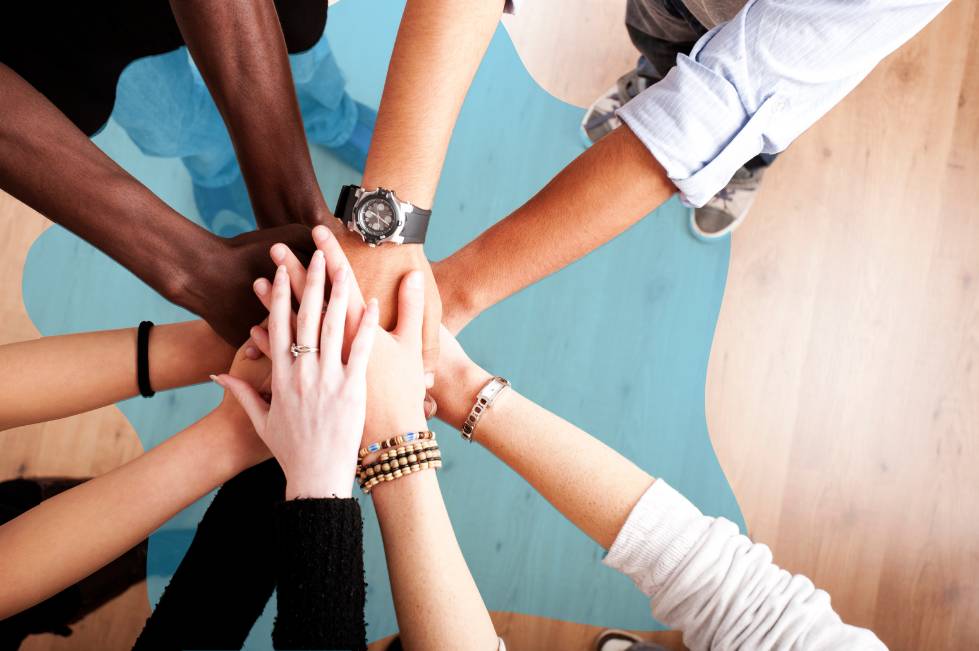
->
[114,30,358,189]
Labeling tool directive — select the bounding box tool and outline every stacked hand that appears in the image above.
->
[215,226,430,498]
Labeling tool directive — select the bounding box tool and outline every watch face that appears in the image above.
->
[357,197,399,238]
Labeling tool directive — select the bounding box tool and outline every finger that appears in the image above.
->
[424,394,438,419]
[314,226,368,355]
[321,265,350,369]
[422,280,442,377]
[394,271,425,343]
[249,325,272,360]
[270,243,308,302]
[296,250,326,348]
[346,298,378,377]
[253,278,272,311]
[268,265,294,375]
[212,374,269,433]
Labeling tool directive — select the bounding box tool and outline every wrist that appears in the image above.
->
[166,231,224,313]
[199,408,267,478]
[438,366,493,430]
[433,257,482,333]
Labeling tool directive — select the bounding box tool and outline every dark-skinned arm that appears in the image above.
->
[0,62,315,345]
[435,126,676,332]
[169,0,332,229]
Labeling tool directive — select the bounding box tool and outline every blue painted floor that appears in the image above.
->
[22,0,743,645]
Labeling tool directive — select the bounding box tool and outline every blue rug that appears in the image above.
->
[22,0,743,645]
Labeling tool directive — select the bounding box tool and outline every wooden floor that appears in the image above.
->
[2,1,977,649]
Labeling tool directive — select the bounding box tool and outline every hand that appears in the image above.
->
[251,227,431,445]
[209,338,273,469]
[428,326,492,430]
[181,224,317,346]
[216,250,378,500]
[326,221,442,381]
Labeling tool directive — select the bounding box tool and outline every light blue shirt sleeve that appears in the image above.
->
[617,0,950,207]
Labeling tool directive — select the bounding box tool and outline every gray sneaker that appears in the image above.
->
[690,164,766,241]
[581,68,654,146]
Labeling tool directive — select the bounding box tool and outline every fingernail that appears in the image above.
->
[209,374,223,386]
[271,244,285,261]
[244,346,258,359]
[313,250,324,261]
[276,265,288,281]
[254,279,268,295]
[407,271,423,289]
[425,372,435,388]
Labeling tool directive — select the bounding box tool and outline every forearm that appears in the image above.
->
[0,63,217,302]
[372,470,497,650]
[0,409,256,618]
[437,126,675,329]
[170,0,329,228]
[361,0,502,207]
[0,321,235,431]
[444,367,654,550]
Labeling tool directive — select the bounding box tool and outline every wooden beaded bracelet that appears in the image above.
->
[357,439,439,473]
[358,449,442,483]
[358,430,435,461]
[357,440,440,479]
[360,457,443,494]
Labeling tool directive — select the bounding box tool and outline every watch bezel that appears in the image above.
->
[352,188,405,246]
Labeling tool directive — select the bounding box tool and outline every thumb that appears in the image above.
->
[212,374,269,433]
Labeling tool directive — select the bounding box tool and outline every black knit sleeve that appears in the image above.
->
[272,498,367,651]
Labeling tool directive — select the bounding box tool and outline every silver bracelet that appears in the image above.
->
[461,376,511,442]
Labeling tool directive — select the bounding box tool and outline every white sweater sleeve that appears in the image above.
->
[604,480,886,650]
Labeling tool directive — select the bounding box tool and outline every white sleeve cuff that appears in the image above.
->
[603,479,712,596]
[617,57,785,208]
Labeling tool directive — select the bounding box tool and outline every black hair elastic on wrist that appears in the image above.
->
[137,321,155,398]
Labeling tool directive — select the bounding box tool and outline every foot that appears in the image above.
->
[192,173,256,238]
[690,165,766,241]
[580,68,654,147]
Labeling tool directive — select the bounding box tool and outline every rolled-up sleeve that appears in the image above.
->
[618,0,950,207]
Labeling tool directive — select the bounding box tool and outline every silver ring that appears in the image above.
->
[290,343,319,358]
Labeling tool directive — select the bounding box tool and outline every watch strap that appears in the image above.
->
[336,184,357,225]
[400,205,431,244]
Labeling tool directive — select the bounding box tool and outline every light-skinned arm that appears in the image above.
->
[430,326,655,549]
[323,0,504,373]
[428,328,886,650]
[436,126,675,333]
[0,346,269,619]
[247,233,499,649]
[0,320,239,432]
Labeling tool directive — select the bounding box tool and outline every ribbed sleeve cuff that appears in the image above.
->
[603,479,710,596]
[273,498,366,651]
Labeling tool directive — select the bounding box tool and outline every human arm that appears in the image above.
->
[435,126,675,333]
[217,249,376,650]
[244,236,498,650]
[0,320,236,431]
[0,62,316,345]
[169,0,332,228]
[429,329,886,650]
[321,0,507,371]
[0,346,270,619]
